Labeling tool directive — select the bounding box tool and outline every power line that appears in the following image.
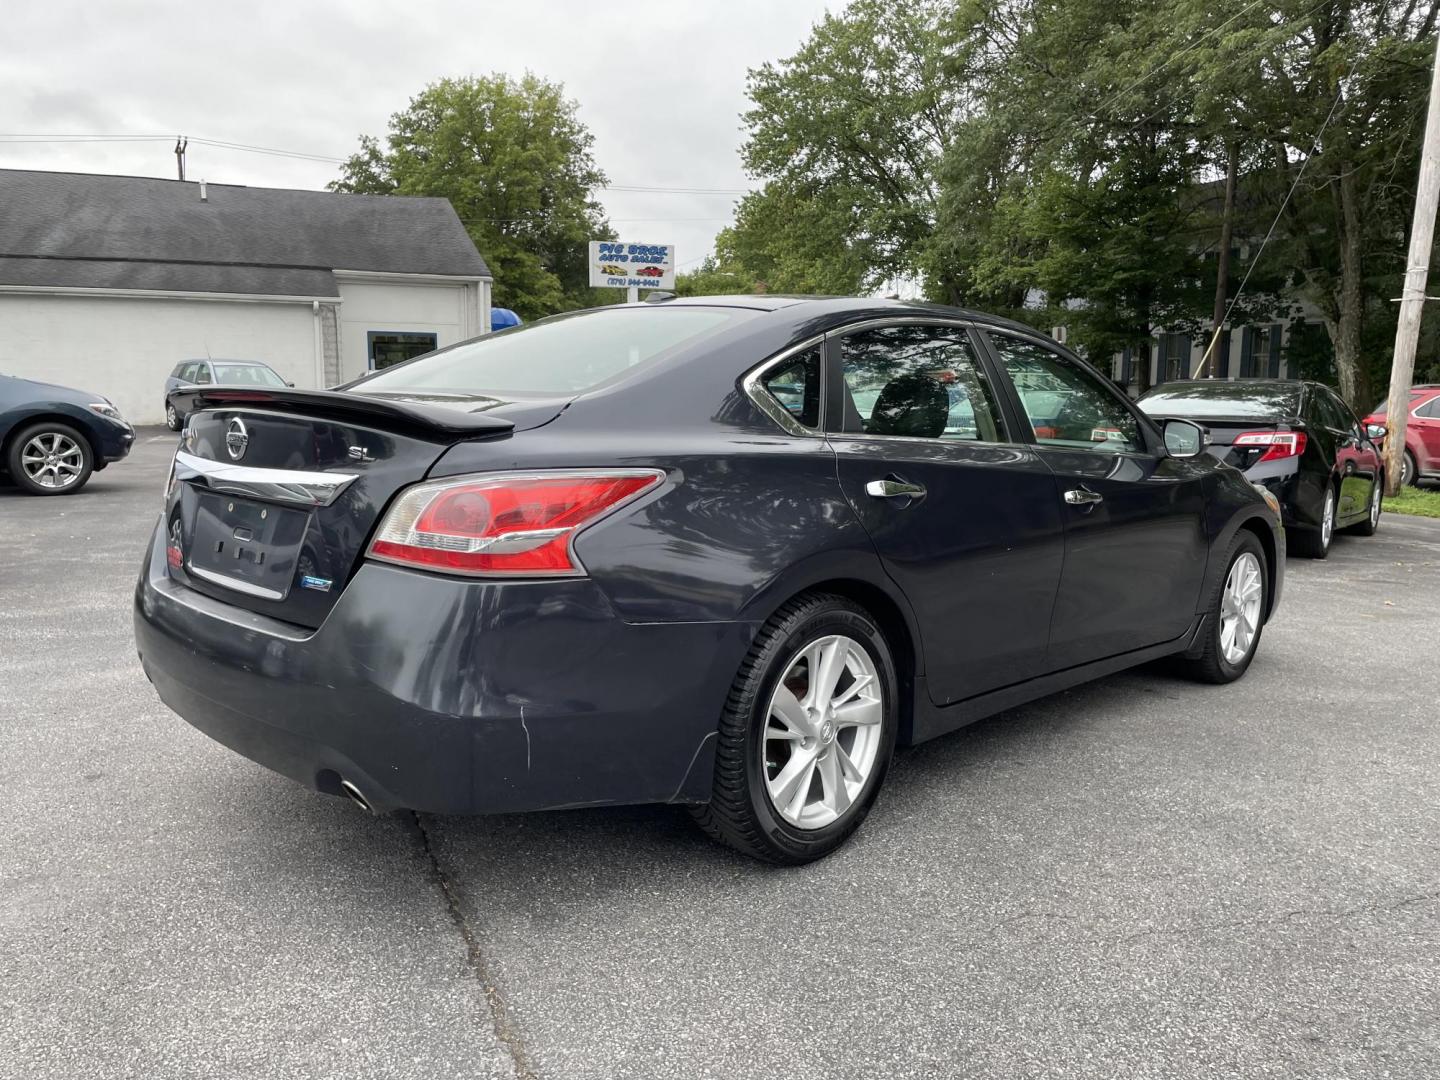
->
[1191,48,1366,377]
[0,132,752,194]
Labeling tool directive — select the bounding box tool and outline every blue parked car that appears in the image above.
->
[135,296,1283,862]
[1,373,134,495]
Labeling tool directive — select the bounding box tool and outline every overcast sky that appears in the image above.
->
[2,0,836,272]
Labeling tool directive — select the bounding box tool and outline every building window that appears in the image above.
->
[1240,324,1281,378]
[1159,333,1190,384]
[368,331,439,371]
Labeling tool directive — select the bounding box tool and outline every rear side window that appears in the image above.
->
[1415,396,1440,419]
[356,306,753,395]
[759,348,821,429]
[839,323,1004,441]
[193,365,213,385]
[991,334,1141,453]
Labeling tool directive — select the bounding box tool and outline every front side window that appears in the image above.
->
[193,365,213,385]
[839,324,1003,442]
[1415,396,1440,420]
[990,334,1142,453]
[759,347,821,429]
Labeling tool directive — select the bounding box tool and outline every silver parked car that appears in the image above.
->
[164,360,291,430]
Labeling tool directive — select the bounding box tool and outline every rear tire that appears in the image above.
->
[1175,531,1268,685]
[6,422,94,496]
[1290,486,1335,559]
[690,593,898,864]
[165,402,181,431]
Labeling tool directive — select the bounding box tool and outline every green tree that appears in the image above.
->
[674,255,760,297]
[736,0,977,295]
[329,74,613,321]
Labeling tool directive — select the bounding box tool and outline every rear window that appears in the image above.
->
[354,306,752,395]
[213,363,285,387]
[1139,382,1301,420]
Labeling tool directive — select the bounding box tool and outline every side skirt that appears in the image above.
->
[907,615,1207,746]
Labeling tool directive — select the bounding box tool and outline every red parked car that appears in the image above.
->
[1363,384,1440,486]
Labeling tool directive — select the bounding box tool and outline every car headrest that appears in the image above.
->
[867,372,949,439]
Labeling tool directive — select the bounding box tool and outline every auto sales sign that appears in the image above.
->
[588,241,676,290]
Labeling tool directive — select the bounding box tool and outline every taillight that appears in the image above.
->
[367,469,665,577]
[1233,430,1307,462]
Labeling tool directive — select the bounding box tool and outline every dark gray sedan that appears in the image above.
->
[135,297,1283,863]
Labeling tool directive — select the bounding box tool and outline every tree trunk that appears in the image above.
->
[1204,140,1240,378]
[1132,281,1153,396]
[1330,165,1371,407]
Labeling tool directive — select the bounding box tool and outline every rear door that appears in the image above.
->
[981,330,1210,669]
[1314,387,1379,521]
[827,320,1065,703]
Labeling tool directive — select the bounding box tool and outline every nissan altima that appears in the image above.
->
[134,297,1283,863]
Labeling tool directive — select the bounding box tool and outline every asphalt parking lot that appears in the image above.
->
[2,432,1438,1080]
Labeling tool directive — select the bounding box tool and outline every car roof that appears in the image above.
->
[182,358,272,366]
[652,294,1050,338]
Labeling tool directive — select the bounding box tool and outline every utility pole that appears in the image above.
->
[1201,140,1240,378]
[174,136,188,181]
[1384,42,1440,496]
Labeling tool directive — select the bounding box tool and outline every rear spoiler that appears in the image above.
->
[168,386,516,440]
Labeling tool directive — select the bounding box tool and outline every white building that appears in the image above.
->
[0,168,493,423]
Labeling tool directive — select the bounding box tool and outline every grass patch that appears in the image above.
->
[1384,485,1440,519]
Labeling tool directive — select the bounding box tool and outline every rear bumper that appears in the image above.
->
[133,521,754,814]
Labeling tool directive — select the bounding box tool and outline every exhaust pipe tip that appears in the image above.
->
[339,778,374,814]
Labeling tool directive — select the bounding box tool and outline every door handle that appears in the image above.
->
[866,478,927,501]
[1064,486,1104,507]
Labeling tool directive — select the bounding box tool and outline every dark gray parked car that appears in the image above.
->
[135,297,1284,863]
[164,359,290,430]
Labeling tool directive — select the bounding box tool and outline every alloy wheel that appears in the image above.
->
[166,403,178,429]
[1320,490,1335,549]
[762,634,884,830]
[1370,479,1382,527]
[20,432,85,490]
[1218,552,1264,666]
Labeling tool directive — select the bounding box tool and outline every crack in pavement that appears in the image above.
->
[408,811,540,1080]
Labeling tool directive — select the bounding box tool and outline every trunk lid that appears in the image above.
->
[1151,412,1303,471]
[163,386,566,628]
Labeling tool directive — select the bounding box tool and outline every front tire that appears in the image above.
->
[1401,450,1417,488]
[690,593,898,864]
[1177,532,1269,684]
[6,422,94,495]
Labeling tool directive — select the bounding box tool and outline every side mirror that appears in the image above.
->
[1366,422,1387,441]
[1163,418,1209,459]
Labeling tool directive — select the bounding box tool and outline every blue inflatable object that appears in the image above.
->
[490,307,522,330]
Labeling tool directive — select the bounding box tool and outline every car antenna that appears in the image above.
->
[643,291,677,303]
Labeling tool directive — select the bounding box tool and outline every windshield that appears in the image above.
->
[1139,382,1301,420]
[355,306,753,396]
[214,363,285,387]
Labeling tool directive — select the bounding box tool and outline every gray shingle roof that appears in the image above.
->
[0,168,491,297]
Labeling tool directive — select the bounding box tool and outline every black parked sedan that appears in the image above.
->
[135,298,1283,863]
[1138,379,1382,559]
[1,373,135,495]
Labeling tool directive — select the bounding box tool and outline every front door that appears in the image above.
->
[982,330,1211,670]
[827,321,1066,705]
